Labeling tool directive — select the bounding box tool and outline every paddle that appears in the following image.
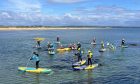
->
[25,51,35,68]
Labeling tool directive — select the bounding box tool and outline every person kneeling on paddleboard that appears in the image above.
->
[30,52,40,69]
[87,50,93,66]
[121,38,125,46]
[77,48,82,62]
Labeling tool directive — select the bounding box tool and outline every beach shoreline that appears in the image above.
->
[0,27,111,31]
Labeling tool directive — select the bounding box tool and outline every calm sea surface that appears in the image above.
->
[0,28,140,84]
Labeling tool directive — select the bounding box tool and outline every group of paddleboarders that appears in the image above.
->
[32,36,126,69]
[75,42,93,66]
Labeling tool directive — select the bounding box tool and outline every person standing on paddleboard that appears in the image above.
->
[93,37,96,43]
[101,41,105,49]
[37,40,41,47]
[87,50,93,66]
[77,48,82,62]
[30,52,40,69]
[57,36,60,42]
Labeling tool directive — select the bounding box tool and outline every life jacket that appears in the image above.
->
[88,52,93,58]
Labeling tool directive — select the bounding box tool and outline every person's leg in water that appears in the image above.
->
[36,61,39,69]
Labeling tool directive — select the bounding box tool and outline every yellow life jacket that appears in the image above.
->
[89,52,93,58]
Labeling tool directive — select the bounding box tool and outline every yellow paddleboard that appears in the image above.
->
[18,67,52,74]
[73,64,98,70]
[84,64,98,70]
[72,60,86,66]
[34,38,45,41]
[57,48,71,52]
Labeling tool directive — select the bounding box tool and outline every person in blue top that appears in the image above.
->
[30,52,40,69]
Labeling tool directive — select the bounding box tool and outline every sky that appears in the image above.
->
[0,0,140,26]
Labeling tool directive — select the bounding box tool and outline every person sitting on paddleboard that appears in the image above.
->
[121,38,125,46]
[30,52,40,69]
[87,50,93,66]
[101,41,105,49]
[77,48,82,61]
[77,42,81,50]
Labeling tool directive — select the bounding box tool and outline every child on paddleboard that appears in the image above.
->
[87,50,93,66]
[30,52,40,69]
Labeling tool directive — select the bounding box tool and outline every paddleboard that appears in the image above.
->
[18,67,52,74]
[120,45,128,48]
[72,60,86,67]
[91,42,96,45]
[73,64,98,70]
[55,41,61,44]
[57,48,71,52]
[48,51,55,55]
[34,38,45,41]
[99,48,106,52]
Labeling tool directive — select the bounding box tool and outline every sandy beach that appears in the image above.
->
[0,27,111,31]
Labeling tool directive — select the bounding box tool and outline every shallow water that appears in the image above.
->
[0,28,140,84]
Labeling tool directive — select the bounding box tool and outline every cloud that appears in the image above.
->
[0,6,140,27]
[47,0,85,4]
[8,0,41,12]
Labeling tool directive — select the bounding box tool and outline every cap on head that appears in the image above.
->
[88,50,91,53]
[78,48,81,51]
